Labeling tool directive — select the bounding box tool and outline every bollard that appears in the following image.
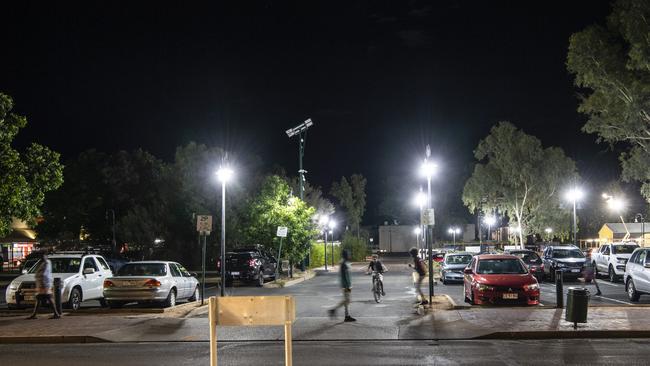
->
[555,270,563,308]
[53,277,62,314]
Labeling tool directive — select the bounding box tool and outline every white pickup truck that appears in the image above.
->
[592,242,640,282]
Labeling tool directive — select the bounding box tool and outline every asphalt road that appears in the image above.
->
[2,339,650,365]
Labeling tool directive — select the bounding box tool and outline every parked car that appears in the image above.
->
[463,254,540,305]
[103,261,199,308]
[6,252,113,310]
[624,248,650,302]
[218,247,277,287]
[506,250,544,282]
[440,252,473,285]
[541,245,585,282]
[591,242,639,282]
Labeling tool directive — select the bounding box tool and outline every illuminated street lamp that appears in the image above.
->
[544,227,553,242]
[328,220,336,268]
[216,166,234,297]
[448,227,461,246]
[603,193,629,239]
[414,226,422,250]
[565,187,584,247]
[484,216,496,241]
[318,215,330,271]
[419,144,438,305]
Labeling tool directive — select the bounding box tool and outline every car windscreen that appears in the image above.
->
[117,263,167,276]
[445,255,472,265]
[476,259,527,274]
[29,258,82,273]
[511,252,541,264]
[552,249,584,259]
[612,245,638,255]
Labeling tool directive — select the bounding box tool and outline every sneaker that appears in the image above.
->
[381,291,386,296]
[344,316,356,322]
[420,300,429,305]
[327,309,336,319]
[49,314,60,319]
[25,315,36,320]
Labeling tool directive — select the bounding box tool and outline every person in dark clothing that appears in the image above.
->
[408,247,428,305]
[328,249,356,322]
[367,254,387,296]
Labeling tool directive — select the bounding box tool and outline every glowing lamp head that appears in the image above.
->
[484,216,497,226]
[565,188,584,202]
[420,161,438,178]
[414,227,422,235]
[328,220,336,229]
[216,167,234,183]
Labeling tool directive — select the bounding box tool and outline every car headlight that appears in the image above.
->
[555,262,566,268]
[524,283,539,291]
[477,284,494,291]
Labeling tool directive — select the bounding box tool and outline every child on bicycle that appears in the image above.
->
[367,254,387,296]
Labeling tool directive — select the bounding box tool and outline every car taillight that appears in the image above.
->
[144,279,161,287]
[216,260,221,270]
[103,280,114,288]
[248,259,256,267]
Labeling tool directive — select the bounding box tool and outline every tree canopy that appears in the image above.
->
[0,92,63,237]
[462,122,577,245]
[567,0,650,201]
[331,174,367,237]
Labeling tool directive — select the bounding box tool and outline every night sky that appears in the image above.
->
[1,1,628,225]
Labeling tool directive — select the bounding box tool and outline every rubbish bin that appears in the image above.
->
[565,287,589,329]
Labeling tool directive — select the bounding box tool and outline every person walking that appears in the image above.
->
[26,252,61,319]
[583,250,602,296]
[328,249,356,322]
[408,247,428,305]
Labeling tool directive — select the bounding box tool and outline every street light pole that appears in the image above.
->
[324,230,328,271]
[217,167,234,297]
[106,209,116,254]
[421,144,436,305]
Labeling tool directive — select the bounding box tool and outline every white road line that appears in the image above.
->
[592,295,633,305]
[595,280,624,287]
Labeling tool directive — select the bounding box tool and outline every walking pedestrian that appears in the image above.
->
[26,252,61,319]
[583,250,602,296]
[328,249,356,322]
[408,247,428,305]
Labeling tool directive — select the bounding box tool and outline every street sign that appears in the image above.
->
[277,226,288,237]
[421,208,435,226]
[197,215,213,234]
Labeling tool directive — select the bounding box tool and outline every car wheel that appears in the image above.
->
[627,279,641,302]
[256,270,264,287]
[162,289,177,308]
[188,286,200,302]
[99,298,108,308]
[107,300,124,309]
[442,278,448,285]
[65,287,82,311]
[608,266,617,283]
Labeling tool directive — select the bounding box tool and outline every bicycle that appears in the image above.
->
[370,271,385,303]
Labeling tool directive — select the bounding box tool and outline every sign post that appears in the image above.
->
[197,215,213,305]
[276,226,288,279]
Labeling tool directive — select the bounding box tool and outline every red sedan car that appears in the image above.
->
[463,254,540,306]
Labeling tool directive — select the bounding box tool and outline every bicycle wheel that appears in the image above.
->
[373,278,382,303]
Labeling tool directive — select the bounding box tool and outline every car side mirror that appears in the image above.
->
[463,268,473,274]
[83,268,95,275]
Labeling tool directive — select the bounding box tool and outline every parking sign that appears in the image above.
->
[197,215,212,234]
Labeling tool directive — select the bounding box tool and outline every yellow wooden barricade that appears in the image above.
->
[208,296,296,366]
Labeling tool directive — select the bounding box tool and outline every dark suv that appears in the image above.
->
[219,247,277,287]
[542,245,585,282]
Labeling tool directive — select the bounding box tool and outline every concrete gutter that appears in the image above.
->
[264,270,316,288]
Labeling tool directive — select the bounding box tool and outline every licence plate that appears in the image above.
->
[231,272,240,276]
[571,269,580,273]
[503,293,518,300]
[122,280,139,287]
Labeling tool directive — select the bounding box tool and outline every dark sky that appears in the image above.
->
[1,1,626,224]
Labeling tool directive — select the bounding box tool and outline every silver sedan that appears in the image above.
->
[103,261,200,308]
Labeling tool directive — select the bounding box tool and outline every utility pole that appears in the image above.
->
[106,209,116,254]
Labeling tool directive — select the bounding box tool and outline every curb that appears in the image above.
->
[264,271,316,288]
[441,294,471,310]
[474,330,650,340]
[0,336,108,344]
